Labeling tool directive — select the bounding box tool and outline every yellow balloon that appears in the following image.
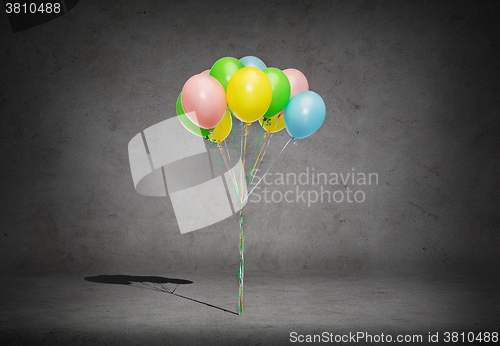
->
[226,67,272,123]
[258,114,285,133]
[208,110,232,143]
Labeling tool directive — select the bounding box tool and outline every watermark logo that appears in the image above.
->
[249,167,379,206]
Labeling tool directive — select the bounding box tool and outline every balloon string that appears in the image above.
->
[274,114,282,131]
[237,122,250,315]
[214,147,225,168]
[247,114,281,186]
[242,137,293,204]
[255,120,264,153]
[221,147,240,199]
[220,117,233,170]
[229,109,237,151]
[240,122,244,167]
[232,123,237,151]
[215,147,239,199]
[246,120,267,188]
[249,131,273,187]
[241,122,250,201]
[247,131,268,188]
[238,208,244,315]
[218,120,240,198]
[209,119,241,201]
[223,145,241,200]
[242,123,249,159]
[217,144,232,181]
[215,137,239,197]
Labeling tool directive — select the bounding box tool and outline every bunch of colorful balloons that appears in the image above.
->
[176,56,325,142]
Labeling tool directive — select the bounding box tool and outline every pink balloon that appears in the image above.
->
[278,68,309,117]
[283,68,309,98]
[200,69,210,75]
[181,74,227,129]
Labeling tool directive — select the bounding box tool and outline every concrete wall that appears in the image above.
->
[1,0,499,275]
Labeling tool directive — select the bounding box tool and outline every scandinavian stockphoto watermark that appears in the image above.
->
[249,167,379,206]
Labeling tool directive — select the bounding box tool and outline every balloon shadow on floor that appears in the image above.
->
[84,275,238,315]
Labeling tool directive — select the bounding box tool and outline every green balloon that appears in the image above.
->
[262,68,291,119]
[176,93,211,137]
[209,57,245,91]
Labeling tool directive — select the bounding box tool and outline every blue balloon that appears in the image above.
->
[239,56,267,70]
[284,91,325,139]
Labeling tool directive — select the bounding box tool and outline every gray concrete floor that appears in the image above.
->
[1,270,499,345]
